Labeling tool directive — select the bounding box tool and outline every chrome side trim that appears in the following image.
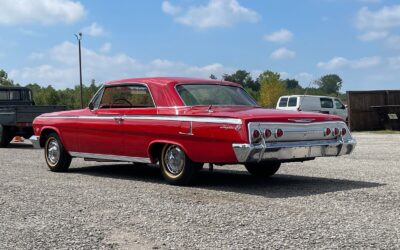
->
[69,152,151,163]
[29,135,41,149]
[39,115,242,125]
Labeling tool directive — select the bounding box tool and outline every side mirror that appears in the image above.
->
[88,102,94,110]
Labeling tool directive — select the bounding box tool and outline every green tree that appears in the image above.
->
[283,78,301,89]
[223,70,258,91]
[209,74,217,80]
[0,69,15,86]
[258,71,285,108]
[315,74,342,94]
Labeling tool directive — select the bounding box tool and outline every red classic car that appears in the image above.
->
[32,77,356,185]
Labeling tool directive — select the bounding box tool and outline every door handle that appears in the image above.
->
[114,117,124,124]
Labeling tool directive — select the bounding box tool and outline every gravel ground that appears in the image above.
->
[0,132,399,249]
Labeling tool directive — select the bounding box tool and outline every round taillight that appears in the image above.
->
[264,129,272,138]
[341,128,347,136]
[276,128,284,138]
[334,128,340,136]
[325,128,331,136]
[252,129,260,140]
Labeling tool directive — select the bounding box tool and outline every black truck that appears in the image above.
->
[0,86,66,147]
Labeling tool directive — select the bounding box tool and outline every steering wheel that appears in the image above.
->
[110,98,132,108]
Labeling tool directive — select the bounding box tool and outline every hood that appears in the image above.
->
[182,106,344,123]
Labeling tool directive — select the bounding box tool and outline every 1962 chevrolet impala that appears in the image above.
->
[32,77,356,185]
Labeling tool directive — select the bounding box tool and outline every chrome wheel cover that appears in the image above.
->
[47,139,60,165]
[164,145,185,175]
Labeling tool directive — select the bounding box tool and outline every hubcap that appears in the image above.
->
[164,145,185,175]
[47,139,60,165]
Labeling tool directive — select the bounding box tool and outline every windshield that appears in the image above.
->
[176,84,258,107]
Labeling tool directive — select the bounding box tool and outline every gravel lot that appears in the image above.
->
[1,132,399,249]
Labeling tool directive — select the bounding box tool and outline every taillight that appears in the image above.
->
[334,128,340,136]
[341,128,347,136]
[264,129,272,139]
[252,129,261,141]
[275,128,284,138]
[325,128,331,136]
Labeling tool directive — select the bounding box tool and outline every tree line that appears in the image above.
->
[1,69,344,109]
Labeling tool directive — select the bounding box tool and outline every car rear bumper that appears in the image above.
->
[232,138,356,163]
[29,135,41,149]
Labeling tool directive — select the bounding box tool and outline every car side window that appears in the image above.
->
[278,97,288,107]
[99,85,154,109]
[320,98,333,108]
[288,97,297,107]
[335,99,345,109]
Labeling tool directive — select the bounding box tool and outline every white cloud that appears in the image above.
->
[358,0,382,3]
[355,5,400,30]
[386,35,400,49]
[352,56,382,68]
[317,56,382,70]
[100,43,112,53]
[82,22,106,37]
[9,41,232,89]
[270,48,296,60]
[358,31,388,41]
[29,52,45,60]
[162,1,181,15]
[264,29,293,43]
[0,0,85,25]
[317,57,349,70]
[164,0,260,29]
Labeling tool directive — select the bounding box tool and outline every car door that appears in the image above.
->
[77,85,129,156]
[334,98,347,120]
[319,97,334,115]
[117,84,158,158]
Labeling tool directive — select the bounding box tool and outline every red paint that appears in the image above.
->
[33,77,345,164]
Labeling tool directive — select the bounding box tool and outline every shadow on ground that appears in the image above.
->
[68,163,384,198]
[6,142,34,149]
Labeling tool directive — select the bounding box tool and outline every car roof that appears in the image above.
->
[104,77,240,87]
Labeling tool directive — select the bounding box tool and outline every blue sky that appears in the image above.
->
[0,0,399,91]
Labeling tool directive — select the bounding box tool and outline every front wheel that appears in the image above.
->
[44,133,72,172]
[244,162,281,177]
[160,144,202,185]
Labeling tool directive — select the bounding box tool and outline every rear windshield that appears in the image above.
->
[278,97,288,107]
[176,84,257,106]
[288,97,298,107]
[0,89,32,101]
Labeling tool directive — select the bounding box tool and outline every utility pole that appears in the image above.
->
[75,32,84,109]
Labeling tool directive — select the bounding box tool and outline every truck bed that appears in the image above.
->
[0,105,66,126]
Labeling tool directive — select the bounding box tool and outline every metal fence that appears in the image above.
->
[347,90,400,131]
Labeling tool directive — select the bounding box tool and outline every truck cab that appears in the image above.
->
[0,86,35,106]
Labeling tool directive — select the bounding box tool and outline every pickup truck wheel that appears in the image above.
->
[160,144,201,185]
[244,162,281,177]
[44,133,71,172]
[0,125,12,148]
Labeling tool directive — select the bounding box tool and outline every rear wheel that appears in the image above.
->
[160,144,202,185]
[44,133,72,172]
[244,162,281,177]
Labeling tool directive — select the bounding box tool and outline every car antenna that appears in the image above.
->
[298,79,314,112]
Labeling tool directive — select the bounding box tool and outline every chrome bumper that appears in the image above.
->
[29,135,41,149]
[232,138,356,163]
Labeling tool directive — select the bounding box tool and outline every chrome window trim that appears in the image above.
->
[38,115,243,125]
[69,152,151,163]
[100,82,157,108]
